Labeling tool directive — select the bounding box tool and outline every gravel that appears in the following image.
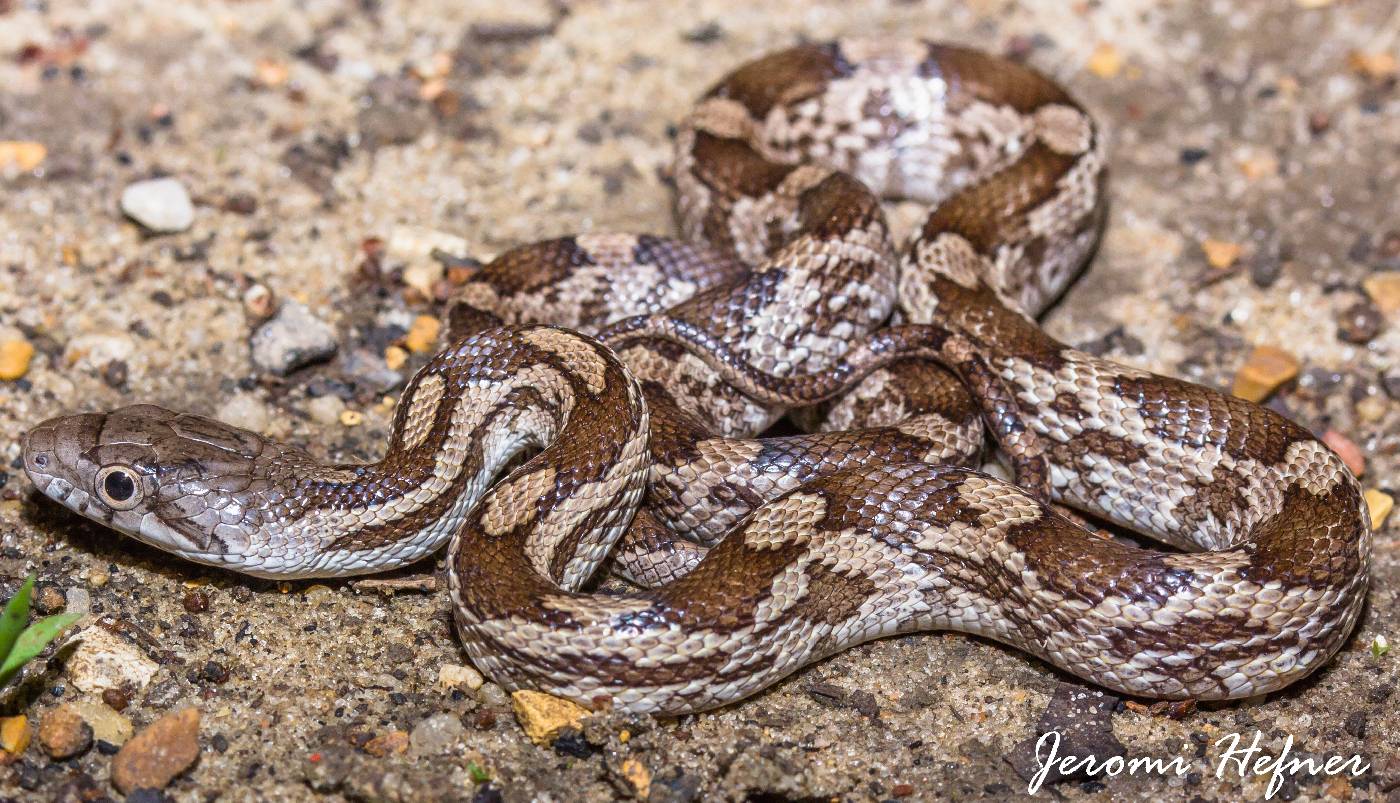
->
[249,300,340,375]
[0,1,1395,800]
[119,177,195,233]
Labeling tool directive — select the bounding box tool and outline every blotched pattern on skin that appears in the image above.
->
[20,39,1370,715]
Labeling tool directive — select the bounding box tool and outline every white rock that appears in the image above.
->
[120,178,195,233]
[437,663,484,691]
[62,626,159,695]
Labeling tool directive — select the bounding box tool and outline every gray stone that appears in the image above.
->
[250,301,339,375]
[120,177,195,233]
[409,713,464,757]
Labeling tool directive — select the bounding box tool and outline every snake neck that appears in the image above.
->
[203,327,647,580]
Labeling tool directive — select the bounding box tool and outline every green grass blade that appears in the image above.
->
[0,611,81,687]
[0,575,36,663]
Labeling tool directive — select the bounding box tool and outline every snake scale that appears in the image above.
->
[22,40,1371,715]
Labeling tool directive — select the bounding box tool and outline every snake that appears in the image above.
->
[21,40,1371,715]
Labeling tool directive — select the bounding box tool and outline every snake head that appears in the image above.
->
[22,404,281,561]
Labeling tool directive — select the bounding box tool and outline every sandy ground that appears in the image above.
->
[1,0,1397,800]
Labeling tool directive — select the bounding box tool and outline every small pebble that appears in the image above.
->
[120,177,196,233]
[343,348,404,394]
[222,193,258,215]
[1179,147,1209,165]
[250,301,339,375]
[552,727,593,757]
[1250,248,1283,288]
[307,395,346,427]
[1232,345,1300,402]
[254,59,289,88]
[1347,50,1398,80]
[215,392,270,432]
[1237,152,1278,180]
[478,683,508,709]
[1383,373,1400,400]
[64,333,135,372]
[70,701,133,745]
[182,590,210,613]
[38,705,93,759]
[403,261,445,299]
[362,730,409,757]
[1365,489,1393,530]
[1201,238,1243,269]
[102,688,131,712]
[64,587,92,618]
[102,359,129,388]
[1355,395,1387,423]
[437,664,485,692]
[242,283,276,320]
[409,713,465,757]
[63,626,159,695]
[1086,43,1122,78]
[511,690,589,745]
[1337,301,1384,344]
[404,314,442,353]
[0,140,47,172]
[1323,776,1354,800]
[111,707,200,794]
[199,661,229,684]
[1362,272,1400,315]
[34,585,66,615]
[387,225,470,268]
[0,339,35,380]
[339,409,364,427]
[618,758,652,798]
[89,569,110,588]
[0,715,31,756]
[385,345,409,370]
[1322,429,1365,477]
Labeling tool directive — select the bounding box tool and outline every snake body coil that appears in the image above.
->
[22,40,1370,714]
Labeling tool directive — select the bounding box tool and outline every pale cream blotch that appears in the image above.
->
[400,373,446,450]
[743,492,828,550]
[1032,104,1094,156]
[520,328,609,394]
[480,465,557,538]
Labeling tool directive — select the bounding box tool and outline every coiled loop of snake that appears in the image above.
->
[22,40,1370,714]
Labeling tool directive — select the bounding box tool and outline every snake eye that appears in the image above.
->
[95,466,142,510]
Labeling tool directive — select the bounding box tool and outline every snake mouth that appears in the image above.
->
[41,477,90,510]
